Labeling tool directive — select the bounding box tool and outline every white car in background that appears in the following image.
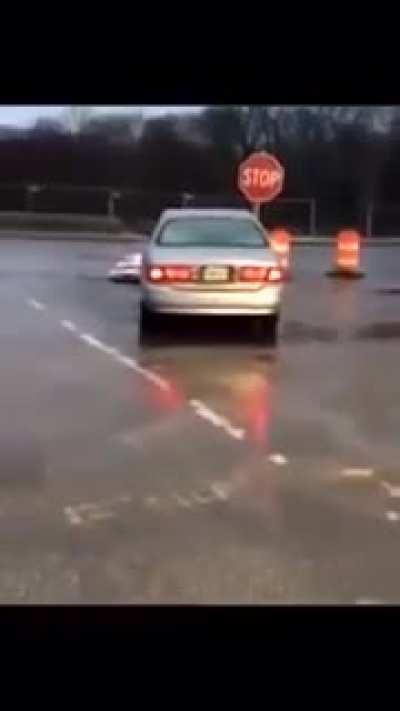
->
[139,209,283,344]
[108,253,142,282]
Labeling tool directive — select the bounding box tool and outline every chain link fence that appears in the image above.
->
[0,183,397,236]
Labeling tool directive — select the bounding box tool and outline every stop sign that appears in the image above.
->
[238,151,284,204]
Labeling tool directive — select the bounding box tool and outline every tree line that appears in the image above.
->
[0,106,399,205]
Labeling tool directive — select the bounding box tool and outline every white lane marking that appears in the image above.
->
[209,481,233,501]
[112,353,170,391]
[355,598,384,605]
[381,482,400,497]
[189,399,245,441]
[89,510,115,522]
[268,453,288,466]
[172,493,193,509]
[385,511,400,522]
[144,496,162,510]
[64,494,131,527]
[191,491,216,505]
[341,467,375,479]
[72,494,132,513]
[30,300,246,444]
[64,506,83,526]
[27,298,46,311]
[78,333,170,391]
[80,333,107,351]
[61,320,77,332]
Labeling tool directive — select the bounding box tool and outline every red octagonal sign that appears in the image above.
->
[238,151,284,204]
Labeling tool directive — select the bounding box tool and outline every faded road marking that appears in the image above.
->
[172,493,193,509]
[89,510,116,522]
[381,482,400,498]
[146,481,235,515]
[144,496,162,510]
[27,298,46,311]
[189,399,245,441]
[191,491,216,505]
[64,506,83,526]
[64,493,131,527]
[385,511,400,522]
[61,320,77,332]
[268,453,288,466]
[341,467,375,479]
[210,481,233,501]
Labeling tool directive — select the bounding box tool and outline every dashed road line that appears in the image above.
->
[78,332,170,391]
[341,467,375,479]
[268,453,288,466]
[210,481,233,501]
[64,506,83,526]
[63,493,132,527]
[144,496,162,510]
[61,320,77,332]
[381,481,400,498]
[189,399,245,441]
[172,493,193,509]
[79,333,108,351]
[191,491,217,505]
[385,511,400,522]
[27,298,46,311]
[22,297,253,442]
[64,480,235,527]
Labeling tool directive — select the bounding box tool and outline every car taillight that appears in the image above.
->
[239,266,282,283]
[146,264,198,283]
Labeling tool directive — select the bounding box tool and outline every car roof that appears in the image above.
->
[158,208,259,222]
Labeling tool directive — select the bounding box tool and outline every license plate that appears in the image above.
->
[202,265,229,282]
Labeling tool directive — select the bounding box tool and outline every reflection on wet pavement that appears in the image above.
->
[356,322,400,340]
[2,240,400,602]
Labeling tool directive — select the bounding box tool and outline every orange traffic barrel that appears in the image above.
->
[269,227,293,279]
[327,228,364,279]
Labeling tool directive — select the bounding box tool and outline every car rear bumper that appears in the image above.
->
[149,306,279,315]
[142,282,282,315]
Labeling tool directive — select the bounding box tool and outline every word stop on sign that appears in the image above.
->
[241,168,281,189]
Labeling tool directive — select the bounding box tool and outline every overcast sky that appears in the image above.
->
[0,106,202,128]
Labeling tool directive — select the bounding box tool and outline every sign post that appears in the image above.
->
[238,151,286,272]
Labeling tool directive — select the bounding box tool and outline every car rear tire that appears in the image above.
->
[139,301,157,345]
[255,313,279,345]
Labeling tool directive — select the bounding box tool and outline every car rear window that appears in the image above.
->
[157,218,267,247]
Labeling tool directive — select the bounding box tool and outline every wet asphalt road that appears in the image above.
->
[1,238,400,603]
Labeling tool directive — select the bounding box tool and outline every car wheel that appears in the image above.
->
[255,313,279,346]
[139,301,157,345]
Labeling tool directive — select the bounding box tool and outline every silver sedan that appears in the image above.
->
[139,209,284,344]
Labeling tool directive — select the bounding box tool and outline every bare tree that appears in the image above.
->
[62,106,95,135]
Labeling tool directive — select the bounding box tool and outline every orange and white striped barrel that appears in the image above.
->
[334,229,362,273]
[269,228,293,273]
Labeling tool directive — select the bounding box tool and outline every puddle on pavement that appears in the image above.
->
[282,321,339,344]
[374,287,400,294]
[356,322,400,340]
